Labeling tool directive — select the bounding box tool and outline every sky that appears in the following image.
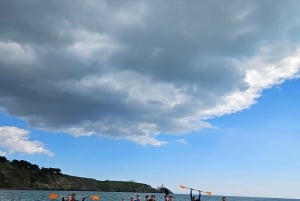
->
[0,0,300,199]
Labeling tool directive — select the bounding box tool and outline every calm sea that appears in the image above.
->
[0,190,299,201]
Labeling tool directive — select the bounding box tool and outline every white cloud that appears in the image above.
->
[200,48,300,119]
[0,126,53,156]
[130,135,167,146]
[176,139,189,145]
[67,127,95,137]
[0,40,36,65]
[245,48,300,90]
[0,151,6,156]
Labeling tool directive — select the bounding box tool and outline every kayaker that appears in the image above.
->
[62,194,72,201]
[136,194,142,201]
[190,189,201,201]
[62,193,87,201]
[150,194,156,201]
[71,193,76,201]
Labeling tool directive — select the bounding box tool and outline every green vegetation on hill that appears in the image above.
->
[0,156,171,193]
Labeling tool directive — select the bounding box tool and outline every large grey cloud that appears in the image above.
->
[1,0,300,145]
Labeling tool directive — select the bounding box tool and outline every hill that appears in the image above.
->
[0,156,171,193]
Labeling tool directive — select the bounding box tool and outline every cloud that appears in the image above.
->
[0,126,53,156]
[0,40,36,65]
[0,151,6,157]
[176,139,189,145]
[67,30,123,61]
[200,48,300,118]
[1,1,300,145]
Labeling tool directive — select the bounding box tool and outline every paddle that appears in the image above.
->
[48,194,60,199]
[48,194,100,200]
[180,185,212,196]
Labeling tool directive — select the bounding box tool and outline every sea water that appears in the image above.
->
[0,190,299,201]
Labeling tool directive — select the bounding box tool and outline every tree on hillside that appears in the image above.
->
[41,167,62,174]
[0,156,8,162]
[11,159,40,170]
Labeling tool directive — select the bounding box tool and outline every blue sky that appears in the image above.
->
[1,0,300,199]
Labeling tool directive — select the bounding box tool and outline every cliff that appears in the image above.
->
[0,157,170,193]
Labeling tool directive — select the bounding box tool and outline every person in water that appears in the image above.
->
[62,194,72,201]
[150,194,156,201]
[190,189,201,201]
[62,193,87,201]
[136,194,142,201]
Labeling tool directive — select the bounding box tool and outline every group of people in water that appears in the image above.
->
[124,190,226,201]
[124,194,175,201]
[62,191,226,201]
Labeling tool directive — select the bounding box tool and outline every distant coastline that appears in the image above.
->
[0,156,171,193]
